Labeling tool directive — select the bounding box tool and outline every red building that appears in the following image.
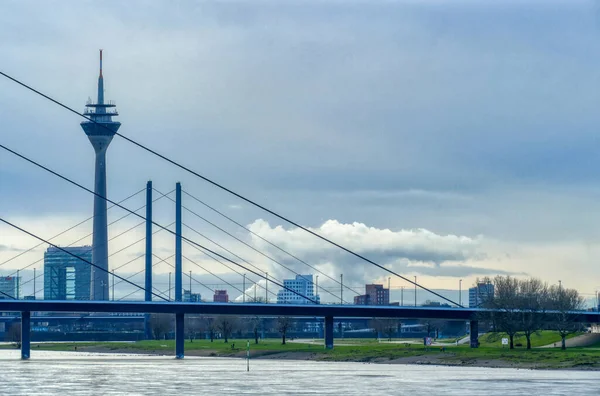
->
[213,290,229,303]
[354,284,390,305]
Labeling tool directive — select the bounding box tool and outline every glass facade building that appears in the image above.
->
[44,246,92,300]
[277,274,319,304]
[0,276,20,300]
[469,282,495,308]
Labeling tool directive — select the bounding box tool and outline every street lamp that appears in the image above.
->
[400,286,404,306]
[340,274,343,304]
[414,276,417,307]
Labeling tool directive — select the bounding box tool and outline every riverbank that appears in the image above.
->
[5,339,600,370]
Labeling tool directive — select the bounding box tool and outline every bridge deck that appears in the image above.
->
[1,300,598,321]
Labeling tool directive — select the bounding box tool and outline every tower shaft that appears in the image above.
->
[90,145,110,301]
[81,50,121,301]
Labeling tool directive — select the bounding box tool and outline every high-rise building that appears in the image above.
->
[183,289,201,302]
[80,50,121,301]
[213,290,229,303]
[0,276,20,300]
[469,282,494,308]
[44,246,92,300]
[276,274,319,304]
[354,284,390,305]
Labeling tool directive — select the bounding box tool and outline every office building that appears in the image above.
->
[0,276,20,300]
[354,284,390,305]
[44,246,92,300]
[469,282,495,308]
[213,290,229,303]
[276,274,319,304]
[80,50,121,300]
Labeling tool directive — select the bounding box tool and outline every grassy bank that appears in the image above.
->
[478,331,581,348]
[3,336,599,370]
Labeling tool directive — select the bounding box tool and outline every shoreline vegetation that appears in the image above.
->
[3,332,600,371]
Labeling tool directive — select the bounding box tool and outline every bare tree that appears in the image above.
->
[216,316,238,343]
[547,285,585,350]
[186,315,203,342]
[203,317,217,342]
[519,278,548,350]
[149,314,172,340]
[249,316,262,344]
[482,276,522,349]
[370,318,399,341]
[5,323,21,348]
[419,319,447,339]
[277,317,292,345]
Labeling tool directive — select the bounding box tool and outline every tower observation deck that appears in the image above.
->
[80,50,121,301]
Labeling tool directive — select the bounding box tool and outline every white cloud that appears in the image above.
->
[248,218,483,264]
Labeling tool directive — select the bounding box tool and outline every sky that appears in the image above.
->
[1,0,600,305]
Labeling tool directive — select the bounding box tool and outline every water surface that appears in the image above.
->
[1,350,599,395]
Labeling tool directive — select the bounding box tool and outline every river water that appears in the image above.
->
[0,350,599,395]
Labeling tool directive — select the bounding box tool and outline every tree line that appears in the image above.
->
[478,275,586,350]
[149,314,296,345]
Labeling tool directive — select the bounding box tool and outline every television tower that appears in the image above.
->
[80,50,121,300]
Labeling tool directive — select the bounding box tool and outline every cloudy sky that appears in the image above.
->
[2,0,600,304]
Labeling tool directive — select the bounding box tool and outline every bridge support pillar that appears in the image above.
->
[469,320,479,348]
[175,312,185,359]
[21,311,30,360]
[145,181,153,339]
[324,316,334,350]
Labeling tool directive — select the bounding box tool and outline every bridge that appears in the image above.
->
[2,300,599,359]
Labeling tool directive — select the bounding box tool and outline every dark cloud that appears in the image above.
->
[2,1,600,296]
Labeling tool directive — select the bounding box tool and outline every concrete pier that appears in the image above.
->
[21,311,30,360]
[325,316,334,349]
[175,312,185,359]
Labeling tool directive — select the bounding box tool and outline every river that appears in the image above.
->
[1,350,599,395]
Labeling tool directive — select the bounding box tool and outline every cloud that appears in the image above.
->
[248,219,483,264]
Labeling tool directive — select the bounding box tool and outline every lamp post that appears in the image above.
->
[316,275,319,300]
[400,286,404,306]
[414,276,417,307]
[340,274,343,304]
[459,279,462,307]
[243,274,246,303]
[265,272,268,303]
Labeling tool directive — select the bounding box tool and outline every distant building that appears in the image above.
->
[354,284,390,305]
[276,274,319,304]
[213,290,229,303]
[469,282,494,308]
[183,289,201,302]
[44,246,92,300]
[422,300,451,308]
[0,276,20,300]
